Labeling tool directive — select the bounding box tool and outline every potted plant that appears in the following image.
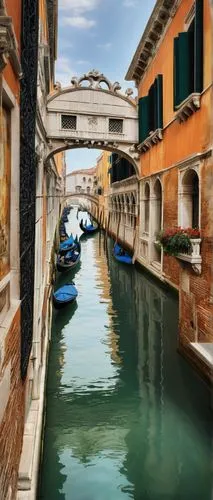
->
[157,227,201,257]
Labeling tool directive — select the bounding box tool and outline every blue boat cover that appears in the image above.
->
[59,235,74,250]
[54,284,78,303]
[114,243,132,265]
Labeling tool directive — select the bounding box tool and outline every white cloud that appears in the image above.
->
[123,0,137,6]
[62,16,96,29]
[97,42,112,50]
[76,59,91,65]
[55,56,73,87]
[59,0,100,14]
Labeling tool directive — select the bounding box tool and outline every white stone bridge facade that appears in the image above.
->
[45,70,139,174]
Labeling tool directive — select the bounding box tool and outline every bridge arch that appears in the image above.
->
[45,70,140,175]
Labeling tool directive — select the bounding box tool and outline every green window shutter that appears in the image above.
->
[174,36,180,108]
[194,0,203,92]
[148,83,155,133]
[174,32,192,108]
[138,96,149,143]
[155,75,163,129]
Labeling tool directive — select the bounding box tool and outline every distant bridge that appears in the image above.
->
[64,192,99,206]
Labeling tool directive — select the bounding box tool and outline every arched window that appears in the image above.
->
[144,183,150,233]
[83,176,86,182]
[88,178,91,183]
[87,186,90,193]
[181,170,199,228]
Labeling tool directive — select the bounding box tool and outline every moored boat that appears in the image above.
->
[59,234,76,254]
[80,218,99,234]
[113,243,133,265]
[53,282,78,309]
[57,240,81,272]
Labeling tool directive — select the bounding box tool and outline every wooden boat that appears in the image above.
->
[80,218,99,234]
[57,240,81,272]
[59,234,76,255]
[53,282,78,309]
[113,243,133,265]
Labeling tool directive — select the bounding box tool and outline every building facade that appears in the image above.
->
[125,0,213,382]
[66,167,96,195]
[0,0,65,498]
[0,0,24,498]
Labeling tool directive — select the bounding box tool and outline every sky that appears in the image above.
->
[56,0,156,172]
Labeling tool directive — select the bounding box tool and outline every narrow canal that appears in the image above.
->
[39,208,212,500]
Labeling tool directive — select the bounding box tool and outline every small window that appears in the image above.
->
[109,119,123,134]
[61,114,77,130]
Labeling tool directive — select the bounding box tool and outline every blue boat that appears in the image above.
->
[59,234,76,254]
[80,218,99,234]
[53,282,78,309]
[57,240,81,272]
[113,243,133,265]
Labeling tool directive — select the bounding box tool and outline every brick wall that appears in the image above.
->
[178,157,213,361]
[0,309,26,499]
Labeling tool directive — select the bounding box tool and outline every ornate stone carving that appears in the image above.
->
[0,15,22,76]
[175,93,201,123]
[70,69,123,94]
[125,88,134,97]
[88,116,98,130]
[54,81,62,91]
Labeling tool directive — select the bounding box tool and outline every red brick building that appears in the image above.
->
[0,0,25,497]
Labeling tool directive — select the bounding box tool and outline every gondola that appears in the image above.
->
[53,282,78,309]
[59,234,76,254]
[113,243,133,265]
[79,218,99,234]
[57,240,81,272]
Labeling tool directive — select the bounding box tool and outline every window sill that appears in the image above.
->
[175,93,201,123]
[138,128,163,152]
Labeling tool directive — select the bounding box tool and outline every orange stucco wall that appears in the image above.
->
[39,0,48,44]
[3,0,22,97]
[138,0,212,178]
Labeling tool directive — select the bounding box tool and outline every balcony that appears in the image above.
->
[177,238,202,275]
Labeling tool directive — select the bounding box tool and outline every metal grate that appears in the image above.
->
[109,119,123,134]
[20,0,39,380]
[61,114,77,130]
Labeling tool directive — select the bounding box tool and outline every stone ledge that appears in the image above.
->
[175,93,201,123]
[190,343,213,370]
[138,128,163,152]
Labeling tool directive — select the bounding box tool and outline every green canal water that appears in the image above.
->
[39,209,212,500]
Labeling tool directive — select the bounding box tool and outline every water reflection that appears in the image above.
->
[39,209,212,500]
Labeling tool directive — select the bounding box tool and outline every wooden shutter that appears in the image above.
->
[174,36,179,108]
[148,83,155,133]
[138,96,149,143]
[194,0,203,92]
[156,75,163,129]
[174,33,191,108]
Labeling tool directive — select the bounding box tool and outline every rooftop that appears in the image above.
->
[125,0,180,84]
[66,167,96,177]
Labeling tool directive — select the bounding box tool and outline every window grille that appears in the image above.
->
[61,114,77,130]
[109,119,123,134]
